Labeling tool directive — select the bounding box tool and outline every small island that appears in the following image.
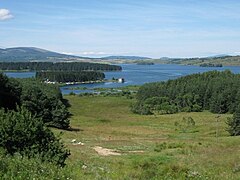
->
[36,71,105,85]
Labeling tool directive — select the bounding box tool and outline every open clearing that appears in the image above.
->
[93,146,121,156]
[54,95,240,179]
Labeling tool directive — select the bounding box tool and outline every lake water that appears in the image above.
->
[5,64,240,94]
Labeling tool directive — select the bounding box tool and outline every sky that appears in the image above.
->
[0,0,240,58]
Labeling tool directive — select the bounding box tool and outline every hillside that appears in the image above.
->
[58,95,238,179]
[0,47,152,63]
[153,55,240,66]
[2,47,240,66]
[0,47,89,62]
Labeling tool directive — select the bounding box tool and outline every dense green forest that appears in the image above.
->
[0,62,122,71]
[0,73,70,128]
[0,73,70,168]
[36,71,105,83]
[132,70,240,115]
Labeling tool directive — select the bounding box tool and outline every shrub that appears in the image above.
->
[0,107,70,166]
[19,79,70,129]
[0,152,73,179]
[0,73,22,110]
[227,105,240,136]
[131,102,152,115]
[174,117,196,133]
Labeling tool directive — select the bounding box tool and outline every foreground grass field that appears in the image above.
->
[56,95,240,179]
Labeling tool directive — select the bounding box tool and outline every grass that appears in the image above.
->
[53,95,240,179]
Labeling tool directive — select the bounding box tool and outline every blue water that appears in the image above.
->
[5,71,35,78]
[4,64,240,94]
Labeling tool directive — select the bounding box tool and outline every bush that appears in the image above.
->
[227,105,240,136]
[154,142,185,152]
[0,107,70,166]
[131,102,152,115]
[130,156,189,179]
[0,73,22,110]
[174,117,196,133]
[19,79,70,129]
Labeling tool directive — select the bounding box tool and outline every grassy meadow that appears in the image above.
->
[54,95,240,179]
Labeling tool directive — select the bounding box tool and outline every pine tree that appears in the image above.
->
[227,105,240,136]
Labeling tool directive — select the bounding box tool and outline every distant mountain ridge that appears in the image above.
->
[0,47,87,62]
[1,47,240,66]
[0,47,152,62]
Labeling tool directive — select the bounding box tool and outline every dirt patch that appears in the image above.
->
[93,146,121,156]
[128,150,145,153]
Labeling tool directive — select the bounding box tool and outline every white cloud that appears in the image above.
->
[60,51,110,56]
[0,9,13,21]
[61,52,74,55]
[80,51,108,55]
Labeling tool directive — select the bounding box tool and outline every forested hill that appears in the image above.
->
[153,55,240,66]
[0,62,122,71]
[132,70,240,115]
[0,47,89,62]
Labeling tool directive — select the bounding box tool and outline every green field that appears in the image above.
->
[55,95,240,179]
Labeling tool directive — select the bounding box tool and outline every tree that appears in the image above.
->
[0,73,22,110]
[0,107,70,166]
[227,105,240,136]
[19,79,70,129]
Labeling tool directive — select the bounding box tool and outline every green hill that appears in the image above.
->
[0,47,89,62]
[153,55,240,66]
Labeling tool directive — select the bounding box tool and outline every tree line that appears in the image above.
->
[132,70,240,115]
[0,62,122,71]
[132,70,240,135]
[36,71,105,83]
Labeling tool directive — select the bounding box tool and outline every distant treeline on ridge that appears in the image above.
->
[0,62,122,71]
[36,71,105,83]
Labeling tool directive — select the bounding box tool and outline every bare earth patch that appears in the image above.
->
[93,146,121,156]
[128,150,145,153]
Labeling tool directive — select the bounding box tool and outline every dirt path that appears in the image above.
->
[93,146,121,156]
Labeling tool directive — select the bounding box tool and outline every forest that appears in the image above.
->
[36,71,105,83]
[0,62,122,71]
[132,70,240,115]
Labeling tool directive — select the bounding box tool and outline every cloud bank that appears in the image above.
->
[0,9,13,21]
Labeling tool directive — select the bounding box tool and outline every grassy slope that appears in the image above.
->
[55,96,240,179]
[152,56,240,66]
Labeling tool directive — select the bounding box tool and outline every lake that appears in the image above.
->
[5,64,240,94]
